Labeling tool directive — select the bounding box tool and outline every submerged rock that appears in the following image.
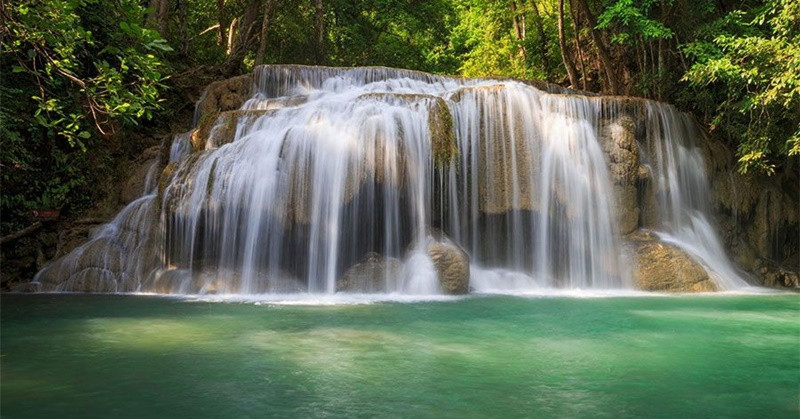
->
[627,231,716,292]
[337,252,403,293]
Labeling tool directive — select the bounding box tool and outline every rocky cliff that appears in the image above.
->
[18,66,799,293]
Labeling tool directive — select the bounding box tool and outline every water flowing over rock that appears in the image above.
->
[34,65,788,294]
[627,231,716,292]
[337,252,403,293]
[426,234,470,295]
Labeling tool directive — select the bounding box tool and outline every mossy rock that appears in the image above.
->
[428,97,457,168]
[426,235,470,295]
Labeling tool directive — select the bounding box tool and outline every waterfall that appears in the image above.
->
[639,104,749,289]
[35,65,749,294]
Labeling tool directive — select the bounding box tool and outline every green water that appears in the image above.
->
[1,293,798,418]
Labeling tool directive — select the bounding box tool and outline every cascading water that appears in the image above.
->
[34,65,749,294]
[639,104,749,289]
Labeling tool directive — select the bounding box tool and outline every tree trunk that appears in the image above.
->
[314,0,325,64]
[255,0,277,66]
[177,0,189,55]
[146,0,170,33]
[227,18,238,55]
[216,0,228,46]
[558,0,579,88]
[509,1,527,61]
[0,222,43,245]
[222,0,261,76]
[569,0,587,90]
[572,0,619,93]
[529,0,551,77]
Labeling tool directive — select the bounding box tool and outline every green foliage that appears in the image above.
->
[683,0,800,174]
[3,0,171,148]
[447,0,561,80]
[1,0,169,234]
[3,0,798,239]
[597,0,674,44]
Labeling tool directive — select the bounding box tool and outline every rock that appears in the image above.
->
[428,97,458,168]
[764,269,799,289]
[121,158,160,204]
[627,230,717,292]
[61,268,118,293]
[337,252,402,293]
[426,236,470,294]
[600,115,640,234]
[192,74,255,151]
[77,238,123,273]
[452,85,539,214]
[10,281,41,292]
[637,165,659,229]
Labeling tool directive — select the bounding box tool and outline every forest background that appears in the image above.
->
[1,0,798,237]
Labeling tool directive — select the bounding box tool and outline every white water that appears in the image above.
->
[36,65,750,294]
[640,104,749,289]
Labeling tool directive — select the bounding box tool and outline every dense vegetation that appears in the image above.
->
[1,0,798,236]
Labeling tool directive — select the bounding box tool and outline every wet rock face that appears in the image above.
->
[427,237,470,295]
[705,137,800,287]
[627,231,716,292]
[34,195,159,293]
[121,145,162,205]
[192,74,255,151]
[762,269,799,289]
[337,252,403,293]
[600,115,641,235]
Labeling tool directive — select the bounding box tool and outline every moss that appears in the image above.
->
[206,158,218,196]
[192,110,220,151]
[428,98,458,168]
[191,73,256,153]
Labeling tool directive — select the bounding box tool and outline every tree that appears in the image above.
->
[683,0,799,174]
[2,0,170,147]
[558,0,579,87]
[1,0,170,233]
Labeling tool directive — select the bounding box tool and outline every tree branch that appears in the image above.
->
[0,222,43,246]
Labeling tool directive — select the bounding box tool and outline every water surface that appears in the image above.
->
[2,293,798,417]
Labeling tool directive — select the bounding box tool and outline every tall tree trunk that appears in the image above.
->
[571,0,619,93]
[509,1,527,60]
[558,0,579,88]
[255,0,276,66]
[529,0,551,77]
[227,18,238,55]
[569,0,587,89]
[146,0,170,33]
[314,0,325,64]
[216,0,227,46]
[222,0,260,76]
[177,0,188,55]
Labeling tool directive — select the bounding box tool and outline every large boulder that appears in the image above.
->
[600,114,641,234]
[627,230,716,292]
[426,236,470,294]
[337,252,403,293]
